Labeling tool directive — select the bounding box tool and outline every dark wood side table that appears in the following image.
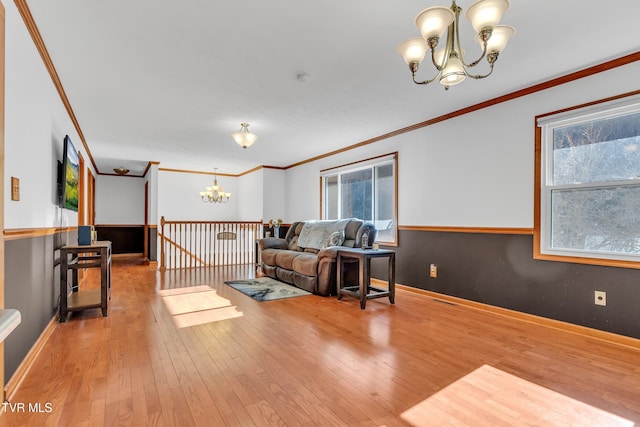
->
[59,241,112,322]
[336,247,395,309]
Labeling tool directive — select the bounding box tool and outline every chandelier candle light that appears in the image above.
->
[232,123,257,149]
[200,169,231,204]
[397,0,515,90]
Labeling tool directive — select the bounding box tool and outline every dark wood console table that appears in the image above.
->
[59,241,112,322]
[337,247,395,309]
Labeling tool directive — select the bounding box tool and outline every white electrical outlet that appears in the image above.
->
[594,290,606,306]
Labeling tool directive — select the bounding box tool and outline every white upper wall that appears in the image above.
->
[284,61,640,228]
[145,163,159,226]
[237,169,263,221]
[95,175,145,224]
[157,168,282,225]
[3,0,93,229]
[157,170,240,222]
[262,168,285,224]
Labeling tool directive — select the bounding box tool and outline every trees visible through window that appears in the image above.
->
[537,94,640,264]
[322,154,397,244]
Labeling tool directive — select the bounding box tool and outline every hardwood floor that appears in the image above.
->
[3,256,640,426]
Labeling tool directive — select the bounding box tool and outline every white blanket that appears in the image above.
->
[297,219,351,250]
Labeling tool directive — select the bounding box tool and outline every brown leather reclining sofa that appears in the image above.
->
[259,219,377,296]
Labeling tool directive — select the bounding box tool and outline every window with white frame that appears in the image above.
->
[538,94,640,263]
[321,153,397,244]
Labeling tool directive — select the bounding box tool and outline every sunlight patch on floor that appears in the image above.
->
[158,285,243,328]
[401,364,634,427]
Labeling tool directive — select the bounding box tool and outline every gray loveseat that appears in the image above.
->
[259,219,376,296]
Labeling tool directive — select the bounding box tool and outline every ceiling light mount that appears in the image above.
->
[231,123,257,149]
[113,167,130,175]
[295,72,311,83]
[397,0,515,90]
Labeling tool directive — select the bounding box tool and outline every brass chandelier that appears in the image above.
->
[397,0,515,90]
[200,169,231,204]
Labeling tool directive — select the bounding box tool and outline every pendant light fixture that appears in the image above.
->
[231,123,257,149]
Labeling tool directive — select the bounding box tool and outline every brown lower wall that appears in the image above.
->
[94,225,144,254]
[4,230,74,382]
[148,226,157,262]
[375,229,640,339]
[93,225,157,260]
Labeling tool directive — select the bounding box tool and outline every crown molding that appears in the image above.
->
[13,0,99,173]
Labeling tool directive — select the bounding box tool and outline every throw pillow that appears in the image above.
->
[326,230,345,247]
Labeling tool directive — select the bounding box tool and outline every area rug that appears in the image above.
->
[225,277,312,302]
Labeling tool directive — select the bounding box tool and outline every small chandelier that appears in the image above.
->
[200,169,231,203]
[397,0,515,90]
[231,123,257,149]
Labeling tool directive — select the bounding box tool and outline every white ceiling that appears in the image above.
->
[24,0,640,176]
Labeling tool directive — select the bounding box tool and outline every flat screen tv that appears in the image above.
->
[60,135,79,211]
